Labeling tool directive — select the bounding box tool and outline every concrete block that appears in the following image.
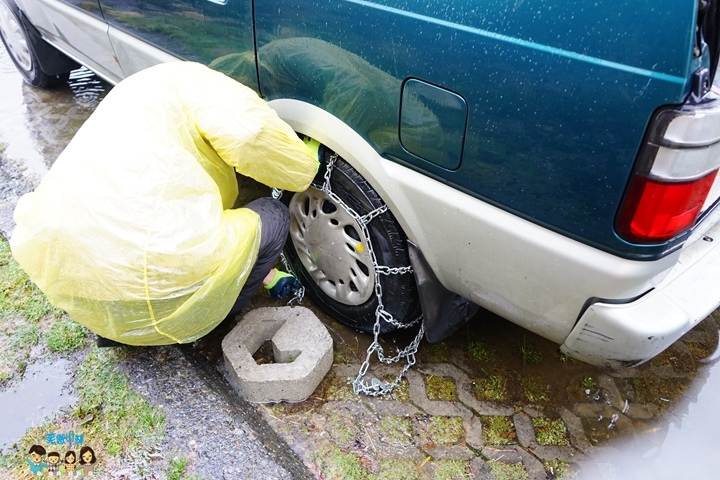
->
[222,306,333,403]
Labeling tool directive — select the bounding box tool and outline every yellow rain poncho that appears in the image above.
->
[10,61,318,345]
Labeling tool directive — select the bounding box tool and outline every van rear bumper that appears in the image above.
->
[561,212,720,368]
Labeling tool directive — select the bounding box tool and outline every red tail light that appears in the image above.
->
[618,171,718,242]
[618,99,720,244]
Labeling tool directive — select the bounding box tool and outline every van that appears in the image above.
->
[2,0,719,368]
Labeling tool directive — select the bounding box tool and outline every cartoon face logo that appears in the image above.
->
[64,450,77,472]
[79,445,97,474]
[47,452,61,474]
[26,445,47,475]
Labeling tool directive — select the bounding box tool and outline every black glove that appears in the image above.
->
[264,269,302,300]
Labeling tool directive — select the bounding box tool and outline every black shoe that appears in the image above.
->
[95,334,125,348]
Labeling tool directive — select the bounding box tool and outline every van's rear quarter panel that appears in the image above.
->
[255,0,695,256]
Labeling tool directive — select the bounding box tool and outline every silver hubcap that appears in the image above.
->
[289,187,375,305]
[0,3,32,72]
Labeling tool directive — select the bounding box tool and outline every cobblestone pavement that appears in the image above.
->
[232,298,720,480]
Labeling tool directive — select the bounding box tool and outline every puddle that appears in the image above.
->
[0,48,48,184]
[67,67,109,108]
[0,359,77,453]
[583,357,720,479]
[0,44,109,239]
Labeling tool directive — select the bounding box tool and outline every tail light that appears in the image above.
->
[617,98,720,243]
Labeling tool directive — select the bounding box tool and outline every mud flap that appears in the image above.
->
[408,241,479,342]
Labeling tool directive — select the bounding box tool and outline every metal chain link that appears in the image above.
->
[316,156,424,396]
[275,155,424,396]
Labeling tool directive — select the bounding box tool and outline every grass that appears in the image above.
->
[378,459,419,480]
[557,352,575,363]
[515,340,543,364]
[72,348,166,455]
[320,372,357,401]
[0,317,38,382]
[425,342,451,362]
[544,460,578,479]
[311,444,371,480]
[0,348,166,477]
[166,455,204,480]
[0,239,70,383]
[0,236,169,477]
[579,376,598,390]
[518,375,549,403]
[425,375,458,401]
[474,373,508,402]
[333,342,357,364]
[468,340,495,362]
[481,416,516,445]
[488,461,529,480]
[45,318,88,353]
[0,240,63,321]
[379,416,413,446]
[433,459,470,479]
[532,417,570,446]
[428,416,464,445]
[326,412,361,447]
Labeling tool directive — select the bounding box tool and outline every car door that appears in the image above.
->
[16,0,124,82]
[97,0,255,86]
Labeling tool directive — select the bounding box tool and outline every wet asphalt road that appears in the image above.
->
[3,41,720,479]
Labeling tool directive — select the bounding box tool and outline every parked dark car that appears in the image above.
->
[2,0,720,368]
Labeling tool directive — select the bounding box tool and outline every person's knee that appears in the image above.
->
[244,197,290,251]
[245,198,288,225]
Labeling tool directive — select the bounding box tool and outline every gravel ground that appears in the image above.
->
[118,345,313,479]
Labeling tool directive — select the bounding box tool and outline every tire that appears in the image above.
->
[283,145,421,334]
[0,0,68,88]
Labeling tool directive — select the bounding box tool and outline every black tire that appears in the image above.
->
[283,146,421,334]
[0,0,69,88]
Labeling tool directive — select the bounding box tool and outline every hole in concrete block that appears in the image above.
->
[252,340,276,364]
[251,340,301,364]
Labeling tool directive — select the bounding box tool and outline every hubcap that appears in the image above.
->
[289,187,375,305]
[0,4,32,72]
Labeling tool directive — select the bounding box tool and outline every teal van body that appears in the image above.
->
[252,1,697,258]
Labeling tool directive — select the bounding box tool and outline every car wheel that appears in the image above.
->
[0,0,67,88]
[283,146,421,334]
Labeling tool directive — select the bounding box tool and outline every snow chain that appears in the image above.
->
[275,155,424,396]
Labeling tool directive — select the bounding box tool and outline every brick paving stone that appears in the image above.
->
[469,457,493,479]
[598,374,625,410]
[558,407,593,453]
[531,445,583,463]
[483,445,548,480]
[513,412,536,447]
